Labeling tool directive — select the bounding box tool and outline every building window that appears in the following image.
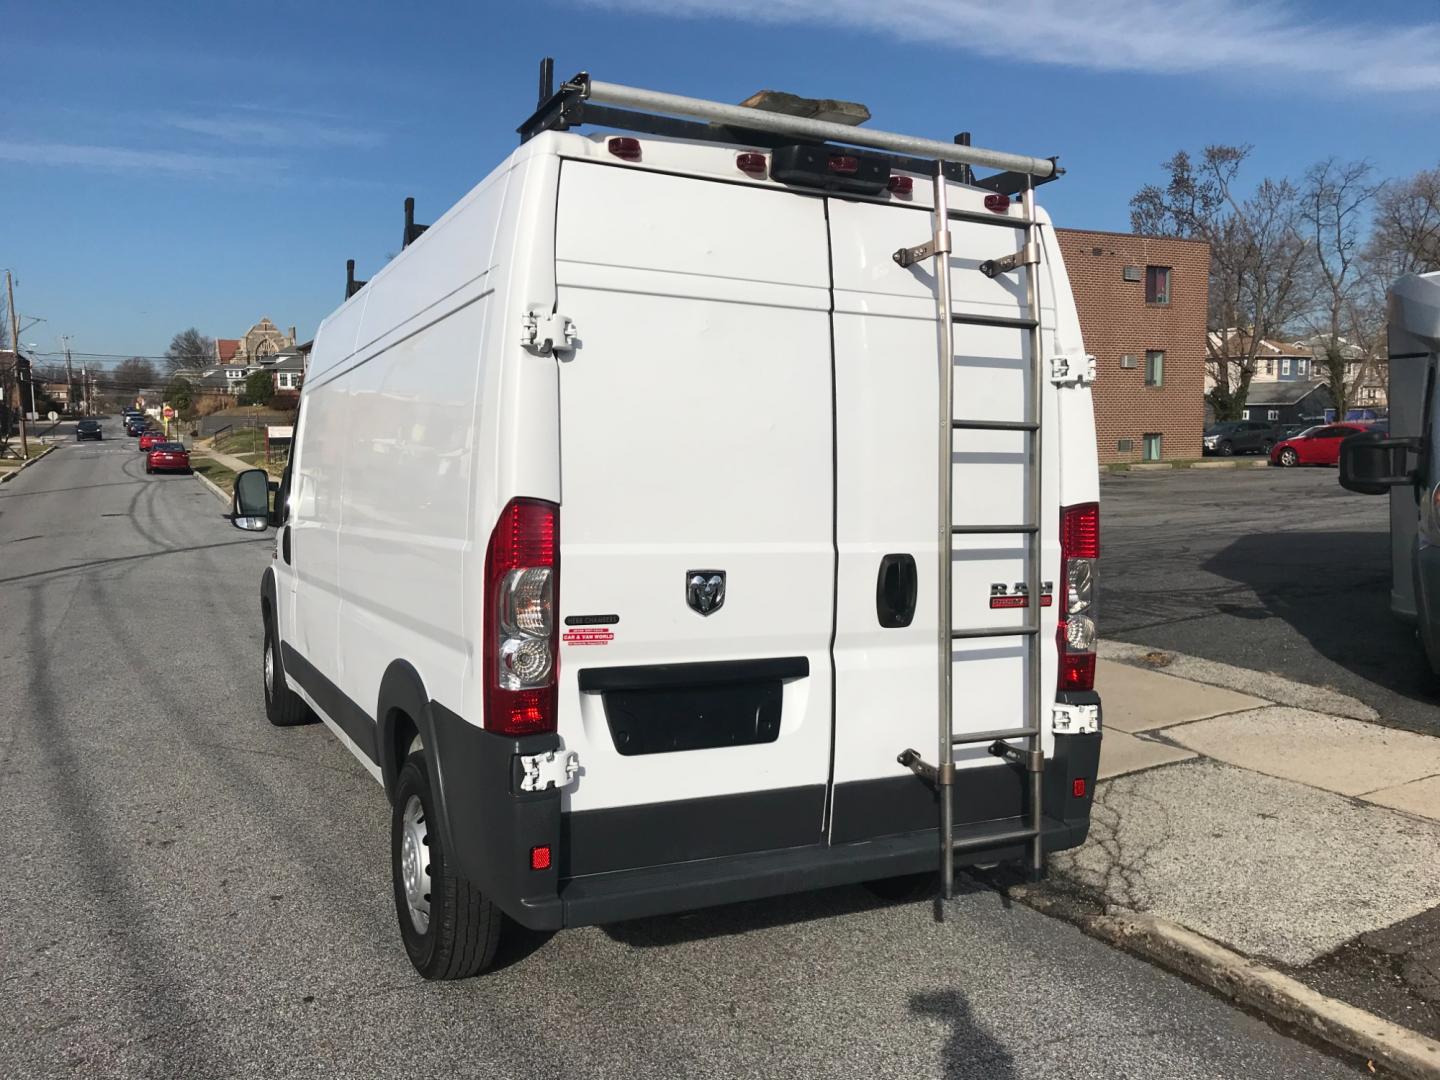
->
[1145,266,1171,305]
[1142,433,1162,462]
[1117,438,1134,453]
[1268,409,1279,420]
[1297,358,1307,376]
[276,372,298,390]
[1144,350,1164,387]
[1265,358,1274,375]
[1281,358,1291,376]
[1243,409,1252,420]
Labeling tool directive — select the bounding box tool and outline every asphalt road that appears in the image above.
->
[0,421,1363,1079]
[1101,463,1440,736]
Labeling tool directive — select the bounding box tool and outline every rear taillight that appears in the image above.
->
[483,498,559,736]
[1057,502,1098,692]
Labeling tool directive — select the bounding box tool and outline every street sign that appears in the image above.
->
[47,411,58,422]
[162,406,175,420]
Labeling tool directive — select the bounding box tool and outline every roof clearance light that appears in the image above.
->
[608,137,642,161]
[984,193,1012,214]
[827,155,860,175]
[736,152,768,177]
[888,175,914,197]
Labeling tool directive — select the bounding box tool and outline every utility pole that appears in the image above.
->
[63,335,74,417]
[6,270,26,458]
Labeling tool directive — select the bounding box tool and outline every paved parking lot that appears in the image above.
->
[1102,465,1440,737]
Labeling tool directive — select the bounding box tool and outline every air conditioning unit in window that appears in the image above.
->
[1120,354,1138,368]
[1123,266,1142,282]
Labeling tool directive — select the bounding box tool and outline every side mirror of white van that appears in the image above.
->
[231,468,272,531]
[1339,432,1421,496]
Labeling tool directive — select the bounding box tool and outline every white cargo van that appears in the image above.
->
[1340,271,1440,659]
[228,68,1103,978]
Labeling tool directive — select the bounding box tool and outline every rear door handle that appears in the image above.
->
[876,553,917,628]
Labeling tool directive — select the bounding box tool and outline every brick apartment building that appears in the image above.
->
[1055,229,1210,464]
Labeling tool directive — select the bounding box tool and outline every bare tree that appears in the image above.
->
[106,357,158,399]
[1298,159,1380,421]
[1132,146,1309,420]
[1366,165,1440,276]
[163,328,216,374]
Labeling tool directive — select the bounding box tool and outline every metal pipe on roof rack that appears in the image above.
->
[583,79,1058,178]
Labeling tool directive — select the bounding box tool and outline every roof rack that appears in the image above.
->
[517,60,1062,196]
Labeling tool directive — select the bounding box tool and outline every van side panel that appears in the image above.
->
[552,162,836,863]
[290,163,510,748]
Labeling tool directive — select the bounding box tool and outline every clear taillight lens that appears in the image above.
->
[484,499,559,735]
[1058,502,1098,692]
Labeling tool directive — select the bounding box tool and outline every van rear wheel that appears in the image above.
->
[391,754,502,979]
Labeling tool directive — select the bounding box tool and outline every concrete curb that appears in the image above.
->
[0,444,56,483]
[1016,898,1440,1079]
[1099,640,1378,721]
[193,468,230,505]
[1107,459,1270,472]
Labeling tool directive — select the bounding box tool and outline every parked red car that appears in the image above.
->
[1269,422,1371,467]
[146,442,191,474]
[138,431,165,451]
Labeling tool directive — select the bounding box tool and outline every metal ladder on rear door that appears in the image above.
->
[894,168,1046,911]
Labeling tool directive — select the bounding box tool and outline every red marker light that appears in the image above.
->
[827,156,859,175]
[1073,778,1087,799]
[530,845,552,871]
[608,137,641,161]
[736,152,767,177]
[984,193,1011,213]
[888,175,914,196]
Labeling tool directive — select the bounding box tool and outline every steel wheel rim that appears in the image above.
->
[400,795,432,934]
[263,638,275,700]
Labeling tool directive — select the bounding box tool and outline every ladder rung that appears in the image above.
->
[951,625,1039,640]
[952,419,1038,432]
[948,208,1034,229]
[951,313,1038,330]
[952,524,1037,535]
[953,726,1037,745]
[953,826,1038,852]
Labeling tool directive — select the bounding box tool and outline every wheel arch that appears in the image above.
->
[377,660,436,804]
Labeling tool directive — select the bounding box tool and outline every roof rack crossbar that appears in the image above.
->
[583,77,1057,179]
[517,70,1060,189]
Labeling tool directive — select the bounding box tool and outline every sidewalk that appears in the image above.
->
[1026,644,1440,1070]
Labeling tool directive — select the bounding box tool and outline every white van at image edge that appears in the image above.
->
[226,74,1103,979]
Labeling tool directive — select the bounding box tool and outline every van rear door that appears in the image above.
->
[825,194,1057,843]
[553,162,836,875]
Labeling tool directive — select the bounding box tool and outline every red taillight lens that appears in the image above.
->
[984,192,1012,213]
[1057,502,1098,692]
[888,175,914,196]
[1073,778,1087,798]
[483,498,559,736]
[827,155,859,175]
[736,152,767,177]
[608,136,641,161]
[530,845,552,871]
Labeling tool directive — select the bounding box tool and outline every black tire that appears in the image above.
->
[1278,447,1299,467]
[392,754,503,979]
[263,618,310,727]
[1260,439,1274,454]
[1218,440,1235,457]
[864,872,937,903]
[145,463,152,474]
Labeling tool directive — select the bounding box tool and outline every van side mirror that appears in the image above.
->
[231,468,272,530]
[1339,432,1421,495]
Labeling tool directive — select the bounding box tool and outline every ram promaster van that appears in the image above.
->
[1341,272,1440,659]
[227,66,1102,978]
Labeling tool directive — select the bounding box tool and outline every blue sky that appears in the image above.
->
[5,0,1439,367]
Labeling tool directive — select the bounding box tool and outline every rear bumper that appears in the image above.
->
[445,700,1101,932]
